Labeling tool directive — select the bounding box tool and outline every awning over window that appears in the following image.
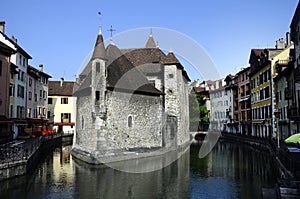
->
[54,122,75,126]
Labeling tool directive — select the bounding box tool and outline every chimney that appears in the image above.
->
[39,64,43,72]
[11,35,17,43]
[286,32,291,47]
[60,78,64,87]
[0,21,5,33]
[275,38,285,49]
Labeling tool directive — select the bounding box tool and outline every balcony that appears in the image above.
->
[288,107,300,121]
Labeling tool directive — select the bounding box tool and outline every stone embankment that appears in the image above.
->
[0,133,73,180]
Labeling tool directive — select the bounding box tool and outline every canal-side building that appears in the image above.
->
[0,40,16,143]
[0,21,32,138]
[249,48,279,139]
[26,64,51,136]
[224,74,235,133]
[72,27,190,164]
[290,2,300,133]
[209,79,231,132]
[236,67,251,136]
[48,79,76,134]
[249,40,293,140]
[274,58,294,140]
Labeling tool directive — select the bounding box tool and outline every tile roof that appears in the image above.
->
[122,48,166,67]
[49,81,75,96]
[193,87,205,93]
[27,65,52,78]
[106,54,163,95]
[162,51,180,65]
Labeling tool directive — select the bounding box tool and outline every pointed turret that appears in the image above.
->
[163,51,180,65]
[106,40,123,66]
[92,29,106,60]
[145,34,157,48]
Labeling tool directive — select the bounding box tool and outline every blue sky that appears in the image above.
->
[1,0,298,81]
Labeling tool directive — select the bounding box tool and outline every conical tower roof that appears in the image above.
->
[92,30,106,60]
[106,41,123,65]
[163,51,180,65]
[145,34,157,48]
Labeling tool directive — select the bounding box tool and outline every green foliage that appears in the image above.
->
[189,91,210,123]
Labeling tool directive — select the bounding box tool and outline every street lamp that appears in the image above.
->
[274,109,281,149]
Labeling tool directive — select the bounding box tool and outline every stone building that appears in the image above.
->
[72,28,190,164]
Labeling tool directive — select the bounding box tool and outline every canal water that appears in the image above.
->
[0,140,278,199]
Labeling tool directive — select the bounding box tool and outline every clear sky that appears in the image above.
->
[1,0,298,81]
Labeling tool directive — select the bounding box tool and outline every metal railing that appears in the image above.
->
[0,132,64,165]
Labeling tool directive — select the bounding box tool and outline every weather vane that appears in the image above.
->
[98,12,102,31]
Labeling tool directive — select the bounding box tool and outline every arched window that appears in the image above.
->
[128,115,133,128]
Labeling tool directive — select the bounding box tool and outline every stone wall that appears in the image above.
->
[104,91,163,151]
[164,65,190,146]
[74,95,98,152]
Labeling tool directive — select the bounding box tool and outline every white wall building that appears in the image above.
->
[0,22,32,138]
[209,79,232,131]
[48,79,76,134]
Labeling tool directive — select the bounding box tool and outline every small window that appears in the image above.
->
[96,91,100,101]
[61,97,68,104]
[128,115,133,128]
[168,74,174,78]
[61,113,71,123]
[28,91,32,101]
[48,98,53,104]
[29,78,32,87]
[96,62,100,73]
[149,80,155,87]
[9,84,14,96]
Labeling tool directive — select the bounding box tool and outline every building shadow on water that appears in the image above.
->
[190,141,279,199]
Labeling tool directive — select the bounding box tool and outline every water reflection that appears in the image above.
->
[190,140,278,199]
[0,141,279,199]
[72,148,190,199]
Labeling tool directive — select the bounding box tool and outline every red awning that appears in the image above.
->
[54,122,75,126]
